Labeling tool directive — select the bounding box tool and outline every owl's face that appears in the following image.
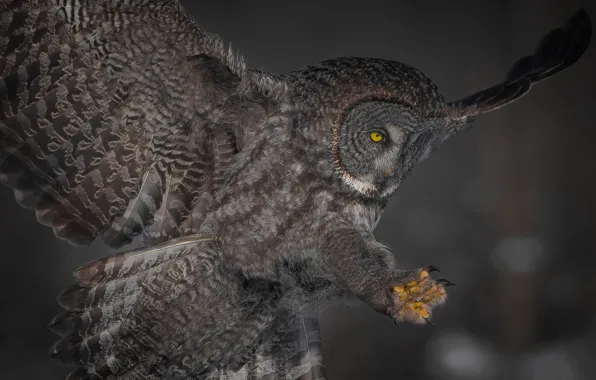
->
[334,100,449,199]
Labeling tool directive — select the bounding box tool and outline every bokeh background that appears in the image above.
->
[1,0,595,379]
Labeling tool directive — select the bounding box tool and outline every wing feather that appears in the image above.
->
[448,9,591,120]
[0,0,280,247]
[49,235,217,378]
[50,235,293,380]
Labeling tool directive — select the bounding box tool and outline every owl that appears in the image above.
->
[0,1,591,379]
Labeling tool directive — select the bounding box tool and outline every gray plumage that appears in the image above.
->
[0,1,591,379]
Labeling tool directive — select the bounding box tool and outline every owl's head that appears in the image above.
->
[332,94,451,199]
[286,10,590,199]
[287,57,464,199]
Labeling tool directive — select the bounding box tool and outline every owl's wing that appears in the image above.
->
[0,0,282,246]
[214,315,327,380]
[49,236,327,380]
[448,9,591,120]
[48,235,216,379]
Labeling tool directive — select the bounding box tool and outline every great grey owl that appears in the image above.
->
[0,1,591,379]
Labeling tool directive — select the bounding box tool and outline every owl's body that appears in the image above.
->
[0,1,591,379]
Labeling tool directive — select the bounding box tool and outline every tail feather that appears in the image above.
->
[212,315,327,380]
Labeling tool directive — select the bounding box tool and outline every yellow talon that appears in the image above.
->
[390,267,450,324]
[392,285,404,294]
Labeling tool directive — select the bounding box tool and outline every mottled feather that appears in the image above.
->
[0,0,257,246]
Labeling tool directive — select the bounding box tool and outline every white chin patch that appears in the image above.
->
[340,171,377,196]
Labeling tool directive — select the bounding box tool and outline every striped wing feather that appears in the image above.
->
[49,236,219,379]
[0,0,245,247]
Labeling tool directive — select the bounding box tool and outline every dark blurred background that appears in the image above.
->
[1,0,595,379]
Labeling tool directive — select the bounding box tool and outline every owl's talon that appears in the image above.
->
[388,267,451,325]
[437,279,457,287]
[425,265,440,273]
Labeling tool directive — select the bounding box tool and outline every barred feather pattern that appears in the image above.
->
[48,237,212,355]
[0,0,255,247]
[211,315,326,380]
[48,235,312,380]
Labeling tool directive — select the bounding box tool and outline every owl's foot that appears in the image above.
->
[388,266,453,325]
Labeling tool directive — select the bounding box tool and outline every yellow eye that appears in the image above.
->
[370,131,384,142]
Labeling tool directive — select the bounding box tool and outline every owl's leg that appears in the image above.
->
[322,227,452,324]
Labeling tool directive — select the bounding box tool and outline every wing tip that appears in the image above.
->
[65,368,90,380]
[72,262,105,287]
[570,9,591,27]
[48,338,73,363]
[561,8,592,70]
[47,310,75,336]
[447,8,591,120]
[513,8,591,84]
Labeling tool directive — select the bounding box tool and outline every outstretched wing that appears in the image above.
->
[0,0,279,247]
[448,9,591,120]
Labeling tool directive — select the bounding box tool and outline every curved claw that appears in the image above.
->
[425,265,440,273]
[424,317,436,326]
[436,279,457,287]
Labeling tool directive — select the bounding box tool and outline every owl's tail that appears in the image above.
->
[212,314,327,380]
